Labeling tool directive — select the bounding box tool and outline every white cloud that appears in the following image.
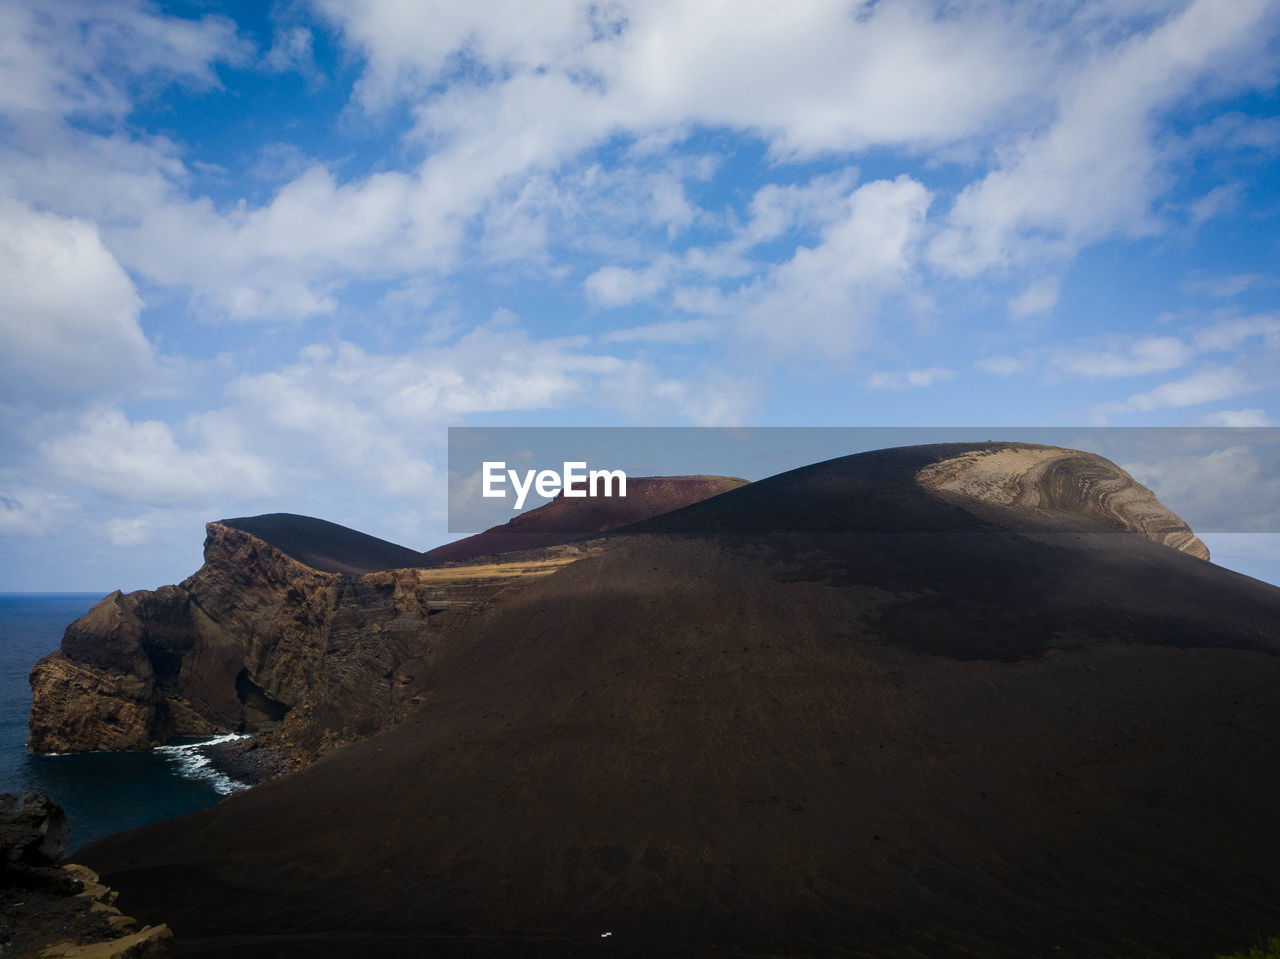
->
[1127,446,1259,504]
[647,172,697,239]
[321,0,1043,155]
[313,0,596,112]
[1186,112,1280,154]
[211,318,753,500]
[0,489,77,537]
[929,0,1279,275]
[584,263,670,308]
[1054,336,1193,379]
[1194,314,1280,352]
[867,367,954,390]
[5,0,1273,338]
[41,407,274,505]
[739,169,861,245]
[232,321,739,429]
[1199,408,1273,427]
[1123,444,1280,532]
[583,167,867,313]
[602,0,1046,157]
[116,165,426,320]
[262,27,317,75]
[103,515,155,547]
[1008,277,1060,320]
[0,0,249,119]
[1186,273,1278,298]
[601,320,720,345]
[0,200,153,402]
[1189,182,1243,225]
[22,315,741,548]
[975,356,1028,376]
[249,143,317,184]
[734,175,932,358]
[1095,366,1255,417]
[97,506,224,549]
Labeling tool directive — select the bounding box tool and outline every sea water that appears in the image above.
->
[0,593,248,855]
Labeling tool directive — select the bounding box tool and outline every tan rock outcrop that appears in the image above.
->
[2,792,171,959]
[24,863,172,958]
[916,445,1210,559]
[32,923,172,959]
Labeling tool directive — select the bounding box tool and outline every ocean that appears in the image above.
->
[0,593,247,855]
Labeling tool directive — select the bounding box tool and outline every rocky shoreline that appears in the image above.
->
[192,736,299,788]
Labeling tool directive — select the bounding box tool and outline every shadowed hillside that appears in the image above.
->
[423,474,748,565]
[75,444,1280,958]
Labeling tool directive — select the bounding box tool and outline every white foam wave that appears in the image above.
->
[156,733,252,795]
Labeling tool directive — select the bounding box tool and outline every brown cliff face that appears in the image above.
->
[28,520,583,756]
[28,483,749,756]
[29,523,340,754]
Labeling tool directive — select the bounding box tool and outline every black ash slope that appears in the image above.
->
[83,444,1280,958]
[219,513,425,576]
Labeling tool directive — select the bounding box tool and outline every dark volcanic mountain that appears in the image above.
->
[73,444,1280,958]
[220,513,426,576]
[423,474,749,564]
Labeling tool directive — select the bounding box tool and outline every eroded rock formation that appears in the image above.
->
[28,474,745,757]
[26,449,1214,763]
[28,521,565,756]
[916,445,1211,558]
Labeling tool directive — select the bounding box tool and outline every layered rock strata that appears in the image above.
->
[916,445,1210,558]
[28,522,576,756]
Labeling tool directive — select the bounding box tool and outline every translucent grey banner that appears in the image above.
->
[447,426,1280,535]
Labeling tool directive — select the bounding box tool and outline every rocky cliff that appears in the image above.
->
[28,475,748,757]
[25,450,1211,758]
[27,521,575,755]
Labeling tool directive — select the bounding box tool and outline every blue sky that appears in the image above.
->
[1,0,1279,590]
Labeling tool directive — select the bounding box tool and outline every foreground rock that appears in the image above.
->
[1,792,171,958]
[76,444,1280,958]
[1,791,69,866]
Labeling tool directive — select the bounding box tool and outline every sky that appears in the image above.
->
[1,0,1279,591]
